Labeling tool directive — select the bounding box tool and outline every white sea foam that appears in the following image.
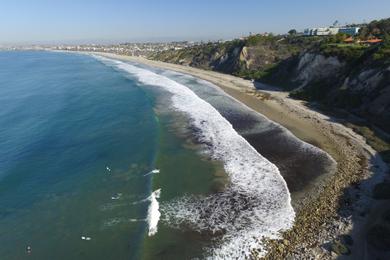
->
[129,218,146,222]
[163,70,337,167]
[103,217,147,228]
[147,189,161,236]
[131,196,150,205]
[143,169,160,177]
[101,188,162,234]
[103,218,123,227]
[94,56,295,258]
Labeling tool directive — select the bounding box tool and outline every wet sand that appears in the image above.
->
[86,52,388,259]
[92,52,337,207]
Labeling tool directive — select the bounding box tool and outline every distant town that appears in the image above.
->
[53,41,203,56]
[0,41,207,57]
[0,21,384,56]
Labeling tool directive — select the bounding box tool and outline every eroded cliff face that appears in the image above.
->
[209,46,242,73]
[287,52,390,131]
[293,53,345,88]
[149,41,245,74]
[150,41,389,132]
[150,38,304,76]
[346,66,390,130]
[239,46,286,70]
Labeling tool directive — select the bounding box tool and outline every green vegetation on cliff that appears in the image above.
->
[359,17,390,39]
[149,34,319,79]
[150,18,390,259]
[149,39,244,73]
[149,18,390,133]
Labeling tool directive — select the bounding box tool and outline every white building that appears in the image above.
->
[304,26,360,36]
[339,27,360,36]
[304,27,337,36]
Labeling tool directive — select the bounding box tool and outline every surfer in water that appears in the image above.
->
[26,245,32,255]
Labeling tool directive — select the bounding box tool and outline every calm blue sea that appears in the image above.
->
[0,51,158,259]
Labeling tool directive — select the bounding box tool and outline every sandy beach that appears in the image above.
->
[92,52,387,259]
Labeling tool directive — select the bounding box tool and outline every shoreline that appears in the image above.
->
[89,52,388,258]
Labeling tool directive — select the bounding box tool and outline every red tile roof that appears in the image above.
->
[366,38,383,43]
[344,37,354,43]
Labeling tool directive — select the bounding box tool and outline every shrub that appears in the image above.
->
[245,34,276,46]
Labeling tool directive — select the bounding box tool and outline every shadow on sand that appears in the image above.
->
[332,152,390,260]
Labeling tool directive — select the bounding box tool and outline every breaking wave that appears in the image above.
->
[94,55,295,258]
[147,189,161,236]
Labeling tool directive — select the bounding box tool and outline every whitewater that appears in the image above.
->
[94,55,295,259]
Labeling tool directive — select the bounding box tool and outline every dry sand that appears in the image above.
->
[91,52,388,259]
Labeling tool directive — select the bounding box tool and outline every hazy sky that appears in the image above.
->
[1,0,389,44]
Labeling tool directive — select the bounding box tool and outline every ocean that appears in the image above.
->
[0,51,161,259]
[0,51,334,259]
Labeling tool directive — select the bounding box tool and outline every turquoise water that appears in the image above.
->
[0,51,160,259]
[0,51,311,259]
[0,51,221,260]
[98,57,297,259]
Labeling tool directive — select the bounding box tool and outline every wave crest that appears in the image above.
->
[95,55,295,258]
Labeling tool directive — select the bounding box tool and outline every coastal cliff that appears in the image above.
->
[149,39,244,73]
[270,50,390,133]
[147,18,390,259]
[149,18,390,134]
[103,50,390,259]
